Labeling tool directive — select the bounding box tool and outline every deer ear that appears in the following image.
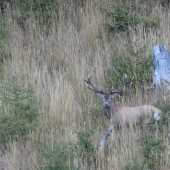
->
[110,93,118,98]
[96,93,105,98]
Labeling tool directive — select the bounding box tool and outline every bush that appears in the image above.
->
[105,42,152,90]
[143,136,165,168]
[104,0,159,36]
[141,108,166,169]
[74,112,96,169]
[74,128,95,163]
[0,75,38,145]
[36,142,77,170]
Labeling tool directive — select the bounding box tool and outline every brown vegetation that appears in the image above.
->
[0,0,170,169]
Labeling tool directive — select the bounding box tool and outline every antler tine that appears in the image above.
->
[124,76,133,87]
[124,74,134,87]
[83,75,93,88]
[110,75,133,94]
[84,75,105,94]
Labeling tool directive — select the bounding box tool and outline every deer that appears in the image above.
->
[84,75,162,150]
[84,75,161,126]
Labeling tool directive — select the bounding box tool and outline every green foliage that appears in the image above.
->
[141,109,166,169]
[74,112,96,169]
[104,0,158,35]
[143,136,165,168]
[0,75,38,145]
[5,0,61,26]
[105,1,143,33]
[105,43,152,89]
[74,128,95,159]
[37,142,77,170]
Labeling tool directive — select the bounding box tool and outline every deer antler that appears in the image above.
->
[84,74,133,97]
[110,75,133,94]
[84,75,105,94]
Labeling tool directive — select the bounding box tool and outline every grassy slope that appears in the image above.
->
[0,0,170,169]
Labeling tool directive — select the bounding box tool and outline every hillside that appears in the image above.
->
[0,0,170,169]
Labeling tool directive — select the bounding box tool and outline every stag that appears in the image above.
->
[84,75,161,127]
[84,75,162,150]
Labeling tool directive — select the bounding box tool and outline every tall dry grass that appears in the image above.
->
[0,0,170,169]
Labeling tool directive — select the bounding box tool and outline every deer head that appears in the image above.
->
[84,75,133,119]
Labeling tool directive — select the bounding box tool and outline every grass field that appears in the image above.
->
[0,0,170,169]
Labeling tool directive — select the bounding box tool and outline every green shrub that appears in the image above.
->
[36,142,77,170]
[105,43,152,90]
[104,0,159,36]
[74,128,95,161]
[104,1,143,33]
[74,112,96,169]
[141,109,166,169]
[142,136,165,168]
[0,75,38,145]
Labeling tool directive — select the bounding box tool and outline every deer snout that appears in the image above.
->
[103,102,109,108]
